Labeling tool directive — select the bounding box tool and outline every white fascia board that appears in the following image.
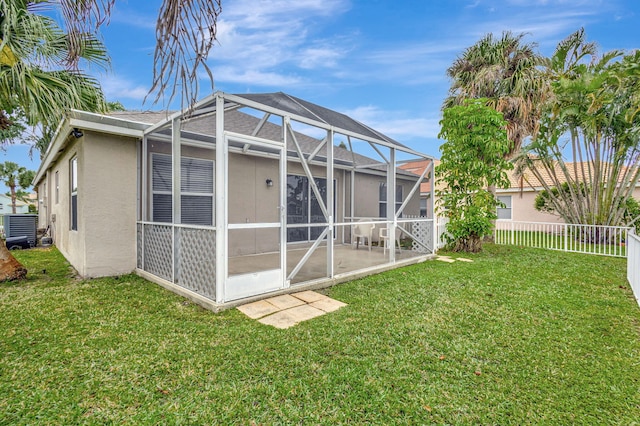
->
[68,118,145,138]
[33,110,150,185]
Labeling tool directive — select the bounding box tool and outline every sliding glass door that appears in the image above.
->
[286,175,335,243]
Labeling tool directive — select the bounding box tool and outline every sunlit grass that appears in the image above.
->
[1,245,638,424]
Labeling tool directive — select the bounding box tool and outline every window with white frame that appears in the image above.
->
[379,182,403,218]
[151,153,214,225]
[497,195,512,220]
[55,171,59,204]
[70,157,78,230]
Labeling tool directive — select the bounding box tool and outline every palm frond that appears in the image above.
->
[147,0,222,108]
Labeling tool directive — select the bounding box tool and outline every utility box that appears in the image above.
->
[4,214,37,247]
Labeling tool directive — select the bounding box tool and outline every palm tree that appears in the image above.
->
[0,0,109,131]
[64,0,223,107]
[1,0,222,128]
[443,31,547,159]
[518,29,640,228]
[0,161,34,213]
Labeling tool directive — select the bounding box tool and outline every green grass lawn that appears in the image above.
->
[1,246,639,424]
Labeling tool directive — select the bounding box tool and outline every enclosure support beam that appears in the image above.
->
[327,128,334,279]
[369,141,389,164]
[281,115,288,288]
[287,228,329,282]
[387,147,397,263]
[172,118,182,225]
[215,94,227,303]
[396,161,432,219]
[430,160,436,253]
[286,120,330,221]
[251,112,271,137]
[307,136,327,163]
[171,118,181,284]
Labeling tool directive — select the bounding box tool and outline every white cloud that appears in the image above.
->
[208,0,352,87]
[298,45,345,69]
[213,67,302,87]
[99,75,149,102]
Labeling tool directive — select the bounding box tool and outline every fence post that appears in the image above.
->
[564,223,568,252]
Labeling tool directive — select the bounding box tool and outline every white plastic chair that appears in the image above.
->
[352,220,375,251]
[379,226,402,254]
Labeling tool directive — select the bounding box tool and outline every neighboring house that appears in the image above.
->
[33,91,436,309]
[401,158,640,223]
[398,159,435,218]
[0,193,30,214]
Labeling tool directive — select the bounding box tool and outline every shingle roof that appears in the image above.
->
[400,158,639,194]
[108,110,175,125]
[124,108,385,168]
[179,109,380,166]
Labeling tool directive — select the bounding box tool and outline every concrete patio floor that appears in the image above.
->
[229,243,426,284]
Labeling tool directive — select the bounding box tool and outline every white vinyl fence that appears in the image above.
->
[436,217,449,249]
[494,221,630,258]
[627,232,640,307]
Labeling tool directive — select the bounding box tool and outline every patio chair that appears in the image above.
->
[379,226,402,255]
[352,220,375,251]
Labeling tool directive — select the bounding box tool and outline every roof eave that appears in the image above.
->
[33,110,150,186]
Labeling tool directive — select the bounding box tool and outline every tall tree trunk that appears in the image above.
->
[484,183,497,242]
[9,182,16,214]
[0,244,27,281]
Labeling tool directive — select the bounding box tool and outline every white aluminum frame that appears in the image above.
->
[136,91,437,306]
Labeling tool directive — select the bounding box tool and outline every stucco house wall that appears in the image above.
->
[82,131,138,276]
[496,189,565,223]
[40,136,85,273]
[37,131,138,277]
[496,186,640,223]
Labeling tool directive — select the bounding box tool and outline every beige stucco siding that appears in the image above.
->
[497,188,640,223]
[497,189,565,223]
[38,132,137,277]
[81,131,138,276]
[353,173,421,219]
[42,137,86,273]
[228,152,280,256]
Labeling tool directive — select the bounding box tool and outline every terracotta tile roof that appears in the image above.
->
[399,159,439,193]
[510,161,638,189]
[399,158,638,193]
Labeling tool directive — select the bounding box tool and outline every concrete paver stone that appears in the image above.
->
[238,291,348,328]
[265,294,306,310]
[292,290,328,303]
[284,304,326,322]
[258,310,299,329]
[456,258,474,262]
[236,300,280,319]
[311,298,347,313]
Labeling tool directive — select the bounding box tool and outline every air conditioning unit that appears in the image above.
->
[4,214,38,247]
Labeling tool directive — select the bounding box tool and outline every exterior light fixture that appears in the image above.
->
[266,178,273,187]
[71,128,84,138]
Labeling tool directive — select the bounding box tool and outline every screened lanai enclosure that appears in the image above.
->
[136,92,436,307]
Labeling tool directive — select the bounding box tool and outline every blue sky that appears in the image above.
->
[3,0,639,191]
